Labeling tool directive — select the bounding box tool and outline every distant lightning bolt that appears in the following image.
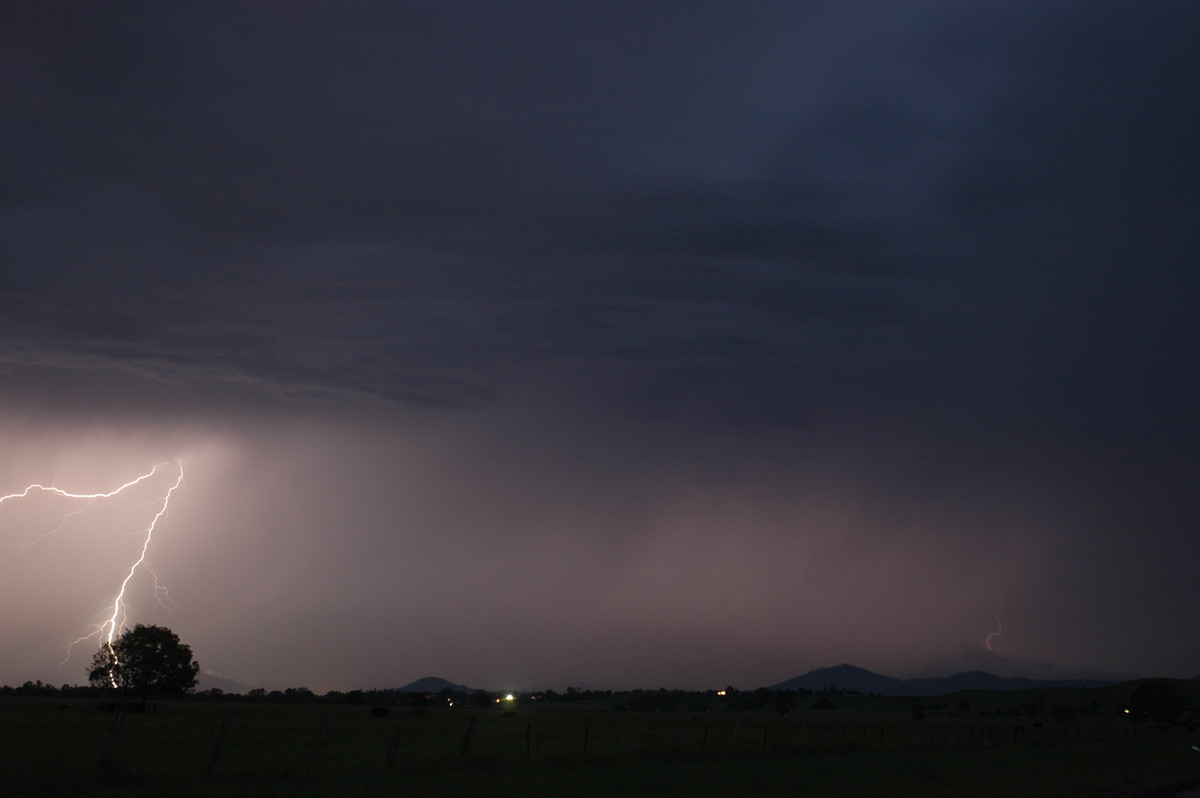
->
[0,461,186,678]
[985,596,1003,652]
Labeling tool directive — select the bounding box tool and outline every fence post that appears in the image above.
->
[460,715,477,758]
[526,724,532,760]
[630,726,644,752]
[731,721,742,749]
[97,706,125,772]
[583,725,589,756]
[307,716,328,774]
[387,713,403,770]
[701,724,709,751]
[205,707,233,776]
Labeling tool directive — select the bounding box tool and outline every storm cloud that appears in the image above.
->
[2,1,1198,691]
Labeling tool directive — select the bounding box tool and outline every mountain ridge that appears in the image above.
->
[390,676,473,694]
[772,663,1115,696]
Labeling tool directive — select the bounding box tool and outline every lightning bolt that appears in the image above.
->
[0,461,186,678]
[985,596,1003,652]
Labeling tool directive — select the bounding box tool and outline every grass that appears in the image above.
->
[2,695,1198,796]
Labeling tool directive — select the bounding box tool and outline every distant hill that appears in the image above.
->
[195,671,257,694]
[772,664,1114,696]
[773,664,906,695]
[393,676,472,693]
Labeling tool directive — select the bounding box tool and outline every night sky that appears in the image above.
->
[2,2,1198,692]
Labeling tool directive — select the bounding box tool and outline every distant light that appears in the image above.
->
[717,690,726,697]
[505,693,514,701]
[1124,708,1130,714]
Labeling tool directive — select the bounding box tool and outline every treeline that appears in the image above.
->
[0,680,107,698]
[8,680,1188,725]
[221,686,618,708]
[0,680,822,715]
[614,686,842,713]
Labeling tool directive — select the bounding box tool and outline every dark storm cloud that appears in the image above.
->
[3,2,1200,687]
[2,1,1005,410]
[7,1,1192,417]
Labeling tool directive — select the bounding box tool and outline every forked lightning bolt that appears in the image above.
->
[0,461,186,677]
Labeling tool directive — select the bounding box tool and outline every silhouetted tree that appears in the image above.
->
[88,624,198,708]
[284,687,315,703]
[1129,681,1186,724]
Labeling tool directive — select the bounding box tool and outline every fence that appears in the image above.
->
[0,697,1173,787]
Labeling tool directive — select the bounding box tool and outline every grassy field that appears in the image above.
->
[2,694,1199,796]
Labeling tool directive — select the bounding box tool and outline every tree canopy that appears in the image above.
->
[1128,681,1186,724]
[88,624,199,703]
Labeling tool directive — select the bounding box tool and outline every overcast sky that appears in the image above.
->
[2,1,1198,692]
